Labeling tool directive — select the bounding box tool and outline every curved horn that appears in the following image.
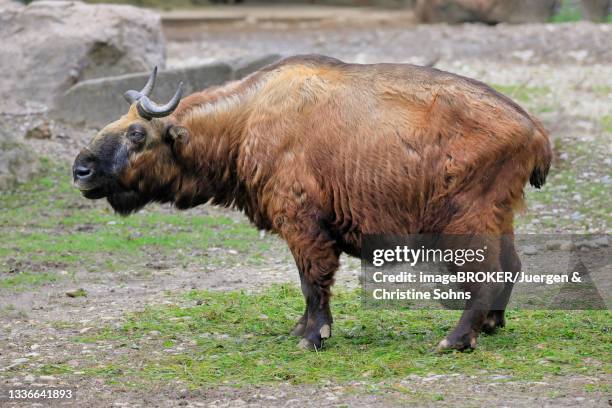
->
[136,82,183,119]
[123,90,142,104]
[140,66,157,97]
[123,66,158,104]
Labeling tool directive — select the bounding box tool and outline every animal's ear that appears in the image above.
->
[164,125,189,145]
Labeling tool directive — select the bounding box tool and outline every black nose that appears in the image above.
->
[74,165,93,181]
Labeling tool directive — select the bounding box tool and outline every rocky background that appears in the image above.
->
[1,0,610,190]
[0,0,278,189]
[0,0,610,189]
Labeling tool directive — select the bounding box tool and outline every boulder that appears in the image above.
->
[0,0,165,114]
[53,55,282,128]
[581,0,610,21]
[0,0,23,10]
[416,0,558,24]
[0,121,38,190]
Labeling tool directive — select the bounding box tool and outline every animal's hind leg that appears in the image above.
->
[283,219,340,350]
[483,234,520,334]
[437,236,505,351]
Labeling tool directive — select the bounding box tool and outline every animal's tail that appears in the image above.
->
[528,120,552,189]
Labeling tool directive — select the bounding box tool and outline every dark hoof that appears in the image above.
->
[436,333,477,352]
[290,321,306,337]
[297,324,331,351]
[297,338,317,350]
[290,312,308,337]
[481,319,497,335]
[482,312,506,335]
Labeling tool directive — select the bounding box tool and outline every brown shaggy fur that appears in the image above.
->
[75,55,552,350]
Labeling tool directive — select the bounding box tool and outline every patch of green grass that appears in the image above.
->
[491,84,551,104]
[591,85,612,97]
[550,0,582,23]
[602,115,612,133]
[66,288,88,298]
[37,363,74,376]
[0,304,29,319]
[517,131,611,232]
[534,105,556,114]
[79,285,611,387]
[0,161,279,289]
[484,82,558,118]
[524,165,611,226]
[0,271,61,289]
[584,382,609,393]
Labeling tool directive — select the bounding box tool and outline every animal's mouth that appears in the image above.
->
[80,185,107,199]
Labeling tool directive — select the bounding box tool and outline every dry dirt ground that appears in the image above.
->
[1,20,611,407]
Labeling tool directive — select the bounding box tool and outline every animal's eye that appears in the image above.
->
[127,126,146,144]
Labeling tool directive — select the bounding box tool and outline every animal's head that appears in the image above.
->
[72,68,190,215]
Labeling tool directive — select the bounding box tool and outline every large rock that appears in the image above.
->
[416,0,558,24]
[0,0,165,114]
[0,122,38,190]
[52,54,281,128]
[0,0,22,9]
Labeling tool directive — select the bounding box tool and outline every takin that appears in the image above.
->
[72,55,552,351]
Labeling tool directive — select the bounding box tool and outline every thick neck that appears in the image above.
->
[169,95,249,211]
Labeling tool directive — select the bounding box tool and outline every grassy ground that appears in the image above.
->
[49,285,611,389]
[550,0,612,23]
[0,160,276,291]
[489,83,612,233]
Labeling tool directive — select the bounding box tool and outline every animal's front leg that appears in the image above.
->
[289,269,309,337]
[283,221,340,350]
[298,275,335,350]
